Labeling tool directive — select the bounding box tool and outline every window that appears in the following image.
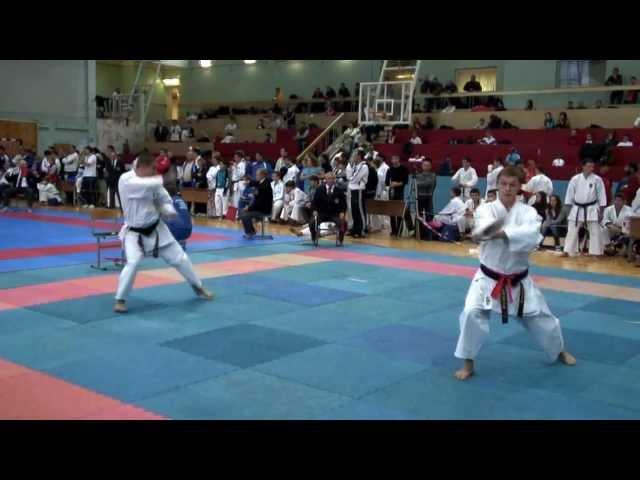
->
[455,67,497,92]
[556,60,606,87]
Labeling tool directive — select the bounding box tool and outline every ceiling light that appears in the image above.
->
[199,60,212,68]
[244,60,256,65]
[162,77,180,87]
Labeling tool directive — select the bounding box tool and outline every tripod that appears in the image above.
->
[399,174,419,239]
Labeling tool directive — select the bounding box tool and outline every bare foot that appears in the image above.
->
[454,359,475,380]
[289,227,303,237]
[193,286,214,300]
[114,300,127,313]
[558,351,577,366]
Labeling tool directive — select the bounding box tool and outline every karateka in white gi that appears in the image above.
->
[522,166,553,206]
[114,153,213,313]
[451,157,478,201]
[562,159,607,257]
[454,166,576,381]
[485,158,504,198]
[601,193,632,246]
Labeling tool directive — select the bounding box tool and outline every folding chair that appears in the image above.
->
[254,211,274,240]
[90,208,125,270]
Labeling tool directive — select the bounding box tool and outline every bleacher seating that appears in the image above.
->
[375,128,639,181]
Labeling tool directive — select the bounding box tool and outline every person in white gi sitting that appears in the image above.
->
[602,192,633,249]
[562,158,607,257]
[454,165,576,381]
[114,153,213,313]
[37,178,62,205]
[281,180,308,224]
[426,186,467,236]
[270,171,285,221]
[458,187,483,237]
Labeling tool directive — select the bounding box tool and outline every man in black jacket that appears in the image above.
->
[309,172,347,245]
[605,67,623,105]
[386,155,414,236]
[105,145,126,209]
[0,160,37,211]
[240,168,273,239]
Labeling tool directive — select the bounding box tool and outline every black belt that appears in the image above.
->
[129,219,160,258]
[574,200,598,227]
[480,264,528,324]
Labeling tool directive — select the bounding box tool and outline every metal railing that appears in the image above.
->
[296,113,346,162]
[101,93,144,121]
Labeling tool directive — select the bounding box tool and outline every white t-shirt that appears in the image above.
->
[83,154,97,177]
[409,136,423,145]
[169,125,182,142]
[617,140,633,147]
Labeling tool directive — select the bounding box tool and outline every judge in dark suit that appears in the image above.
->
[105,146,126,209]
[309,172,348,245]
[240,168,273,239]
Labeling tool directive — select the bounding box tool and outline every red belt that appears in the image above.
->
[480,264,528,324]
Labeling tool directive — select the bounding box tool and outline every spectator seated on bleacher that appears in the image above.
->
[221,133,236,144]
[225,116,238,135]
[556,112,570,129]
[169,120,182,142]
[295,122,310,151]
[181,124,195,142]
[617,135,633,147]
[474,118,487,129]
[478,131,496,145]
[488,114,502,129]
[540,194,569,251]
[154,121,169,142]
[409,130,423,145]
[544,112,556,129]
[37,177,62,206]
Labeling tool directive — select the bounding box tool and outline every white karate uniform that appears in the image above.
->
[435,196,467,226]
[563,172,607,256]
[231,160,247,209]
[115,170,203,301]
[281,187,307,223]
[369,162,390,231]
[632,188,640,214]
[37,182,62,203]
[282,164,300,184]
[601,204,632,242]
[458,198,484,233]
[271,180,285,220]
[523,173,553,206]
[485,165,503,197]
[455,199,565,362]
[206,165,223,216]
[169,125,182,142]
[452,167,478,200]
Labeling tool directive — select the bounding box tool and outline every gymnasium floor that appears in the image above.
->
[0,207,639,420]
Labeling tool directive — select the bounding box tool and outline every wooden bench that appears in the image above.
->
[180,188,209,214]
[59,181,76,205]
